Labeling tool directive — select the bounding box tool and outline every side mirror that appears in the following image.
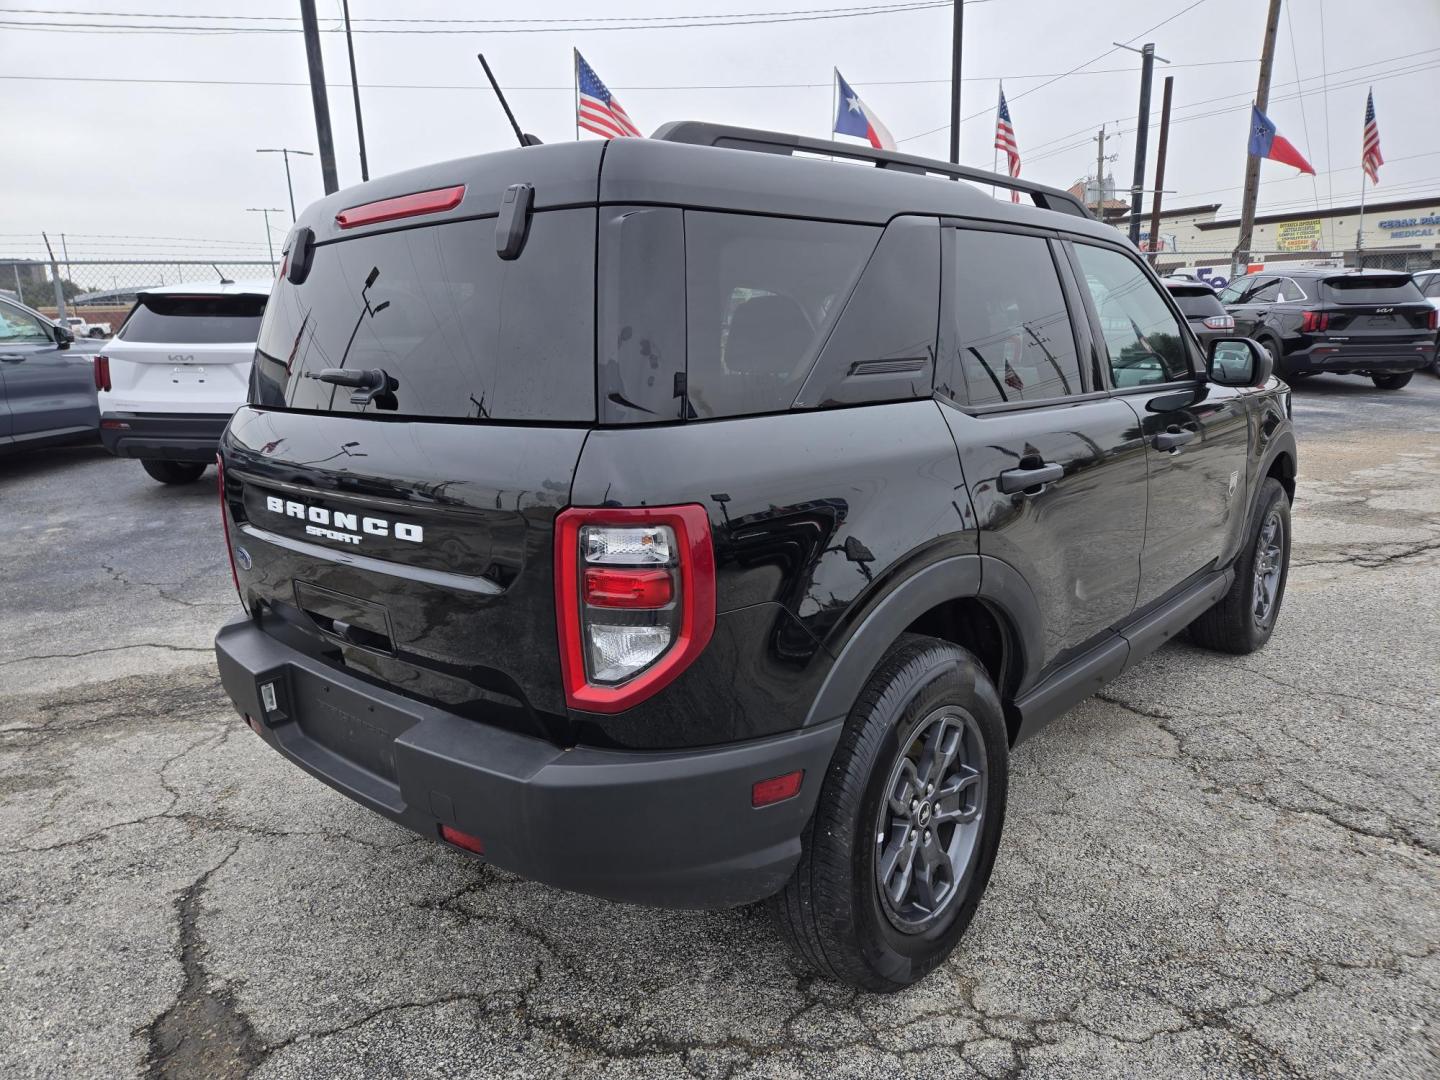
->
[1207,337,1272,387]
[54,323,74,347]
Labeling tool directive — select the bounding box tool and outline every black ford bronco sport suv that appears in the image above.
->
[214,123,1296,991]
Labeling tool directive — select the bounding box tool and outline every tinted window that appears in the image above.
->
[253,209,596,422]
[1247,280,1282,303]
[684,212,878,419]
[0,300,50,344]
[793,216,940,408]
[1422,276,1440,298]
[1166,286,1226,320]
[1277,278,1308,302]
[1321,276,1425,304]
[1217,278,1250,303]
[120,293,267,344]
[1073,244,1192,388]
[941,229,1081,406]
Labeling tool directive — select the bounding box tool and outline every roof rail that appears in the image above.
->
[651,121,1093,220]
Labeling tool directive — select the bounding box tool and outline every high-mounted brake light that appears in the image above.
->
[1301,311,1331,333]
[93,354,110,392]
[335,184,466,229]
[555,505,715,713]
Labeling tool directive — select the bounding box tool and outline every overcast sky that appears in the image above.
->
[2,0,1437,264]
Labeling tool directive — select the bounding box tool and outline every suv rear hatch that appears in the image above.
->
[106,291,268,413]
[1312,274,1435,344]
[221,144,604,742]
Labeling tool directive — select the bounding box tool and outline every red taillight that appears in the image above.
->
[1202,314,1235,331]
[93,354,110,392]
[439,824,485,855]
[555,505,716,714]
[1428,308,1438,331]
[216,456,246,610]
[752,770,805,808]
[335,184,465,229]
[583,567,674,609]
[1301,311,1331,333]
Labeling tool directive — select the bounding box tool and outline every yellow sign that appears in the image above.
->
[1275,218,1322,252]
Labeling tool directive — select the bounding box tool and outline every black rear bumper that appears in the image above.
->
[100,412,230,461]
[1284,340,1434,376]
[214,614,840,909]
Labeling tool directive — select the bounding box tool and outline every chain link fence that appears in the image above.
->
[1150,248,1440,287]
[2,258,276,333]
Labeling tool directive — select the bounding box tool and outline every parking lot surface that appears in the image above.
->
[3,375,1438,1080]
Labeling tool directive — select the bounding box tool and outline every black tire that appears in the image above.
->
[141,459,207,485]
[1189,477,1290,655]
[771,634,1008,992]
[1371,371,1412,390]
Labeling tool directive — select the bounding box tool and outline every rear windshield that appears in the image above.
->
[252,209,595,422]
[120,294,267,343]
[1166,286,1226,319]
[1321,276,1424,304]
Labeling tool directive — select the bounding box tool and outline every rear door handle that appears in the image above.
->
[1152,426,1197,451]
[998,462,1065,494]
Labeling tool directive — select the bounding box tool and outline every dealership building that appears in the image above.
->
[1111,196,1440,274]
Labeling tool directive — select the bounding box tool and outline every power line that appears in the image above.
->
[898,0,1212,144]
[0,2,978,34]
[0,59,1264,94]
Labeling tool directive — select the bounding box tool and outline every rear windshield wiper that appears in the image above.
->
[305,367,398,408]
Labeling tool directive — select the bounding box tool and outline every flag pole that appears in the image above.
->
[573,48,580,142]
[1356,87,1368,267]
[991,82,1000,198]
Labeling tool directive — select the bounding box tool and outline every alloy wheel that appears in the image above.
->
[1253,510,1285,628]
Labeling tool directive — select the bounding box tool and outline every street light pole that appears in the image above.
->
[257,148,314,221]
[948,0,963,164]
[1114,41,1169,246]
[299,0,340,195]
[247,208,285,266]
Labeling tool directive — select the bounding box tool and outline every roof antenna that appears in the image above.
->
[212,263,234,285]
[477,54,543,148]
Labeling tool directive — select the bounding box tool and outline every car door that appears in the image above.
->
[0,299,97,439]
[935,224,1148,672]
[1067,241,1253,609]
[1223,276,1279,337]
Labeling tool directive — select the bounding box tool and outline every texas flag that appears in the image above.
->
[1247,105,1315,175]
[833,69,896,151]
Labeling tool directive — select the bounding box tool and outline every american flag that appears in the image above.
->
[1361,88,1383,184]
[576,51,642,140]
[994,85,1021,204]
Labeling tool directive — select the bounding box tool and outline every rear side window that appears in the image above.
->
[939,229,1082,406]
[252,209,595,422]
[120,294,267,344]
[1167,287,1226,320]
[1321,276,1424,304]
[684,212,879,419]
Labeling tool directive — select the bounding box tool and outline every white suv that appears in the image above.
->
[96,281,270,483]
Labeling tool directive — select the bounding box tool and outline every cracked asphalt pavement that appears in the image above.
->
[3,374,1439,1079]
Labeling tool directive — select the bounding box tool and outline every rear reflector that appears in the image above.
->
[93,354,110,392]
[752,770,804,808]
[439,824,485,855]
[99,419,129,430]
[583,567,674,609]
[335,184,465,229]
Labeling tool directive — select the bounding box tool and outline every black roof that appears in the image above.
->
[294,122,1117,248]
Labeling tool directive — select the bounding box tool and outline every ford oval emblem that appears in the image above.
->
[234,545,252,571]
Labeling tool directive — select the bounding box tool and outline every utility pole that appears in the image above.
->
[41,232,65,318]
[299,0,339,194]
[341,0,369,182]
[1094,127,1107,217]
[247,208,284,266]
[1114,41,1167,245]
[257,148,314,221]
[1234,0,1284,276]
[948,0,963,164]
[1146,75,1175,266]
